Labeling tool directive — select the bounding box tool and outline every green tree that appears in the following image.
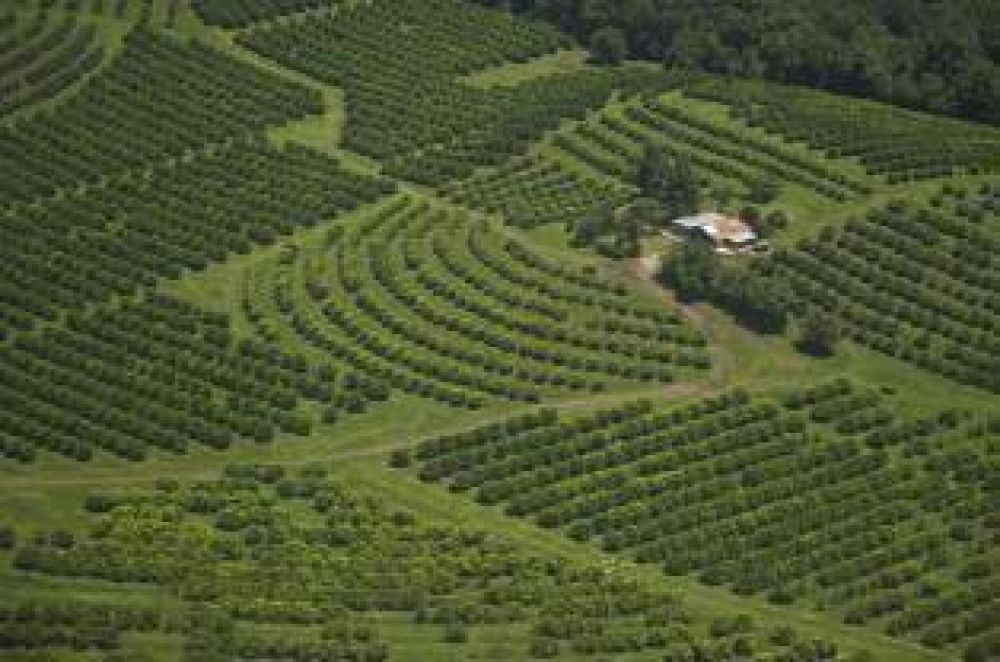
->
[442,624,468,644]
[659,244,789,332]
[529,637,560,658]
[572,203,615,246]
[761,209,790,236]
[637,143,699,225]
[595,216,641,259]
[658,241,715,301]
[796,312,839,356]
[712,265,790,333]
[710,181,737,209]
[590,27,626,65]
[636,142,667,199]
[749,179,780,204]
[491,0,1000,125]
[0,525,14,550]
[628,197,668,228]
[662,153,700,219]
[389,449,411,468]
[740,205,762,227]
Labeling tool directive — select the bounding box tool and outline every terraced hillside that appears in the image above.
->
[0,0,998,661]
[242,195,706,410]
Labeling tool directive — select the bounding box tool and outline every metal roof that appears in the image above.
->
[673,212,756,244]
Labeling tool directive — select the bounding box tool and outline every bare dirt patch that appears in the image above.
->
[623,254,661,284]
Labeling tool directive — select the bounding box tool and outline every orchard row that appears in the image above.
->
[401,380,1000,655]
[1,29,321,203]
[6,464,851,661]
[239,0,671,185]
[242,194,705,410]
[550,95,866,205]
[0,137,393,339]
[687,76,1000,181]
[758,192,1000,392]
[0,8,104,116]
[192,0,342,27]
[440,153,631,229]
[0,293,356,463]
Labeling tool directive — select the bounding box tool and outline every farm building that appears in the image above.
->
[671,212,757,254]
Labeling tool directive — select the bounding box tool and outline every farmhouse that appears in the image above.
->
[671,212,757,254]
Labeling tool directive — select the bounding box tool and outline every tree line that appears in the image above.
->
[474,0,1000,126]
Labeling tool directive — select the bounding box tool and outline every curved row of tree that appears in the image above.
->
[626,97,870,198]
[0,9,105,117]
[0,597,162,654]
[0,29,322,203]
[440,154,629,229]
[549,92,869,213]
[191,0,341,27]
[0,137,392,340]
[243,194,706,410]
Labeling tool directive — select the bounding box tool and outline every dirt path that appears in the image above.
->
[621,254,661,284]
[679,303,706,323]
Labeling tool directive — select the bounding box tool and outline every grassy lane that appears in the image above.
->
[460,49,588,88]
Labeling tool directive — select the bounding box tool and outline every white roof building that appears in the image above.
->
[672,212,757,252]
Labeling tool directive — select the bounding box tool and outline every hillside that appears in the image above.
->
[0,1,998,661]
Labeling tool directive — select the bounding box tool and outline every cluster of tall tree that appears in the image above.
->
[636,143,699,220]
[476,0,1000,126]
[658,242,841,352]
[657,242,789,334]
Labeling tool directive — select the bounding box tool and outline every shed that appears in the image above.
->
[671,212,757,253]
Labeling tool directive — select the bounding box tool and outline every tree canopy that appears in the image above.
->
[589,26,626,65]
[636,143,700,219]
[476,0,1000,126]
[796,312,840,357]
[658,242,789,333]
